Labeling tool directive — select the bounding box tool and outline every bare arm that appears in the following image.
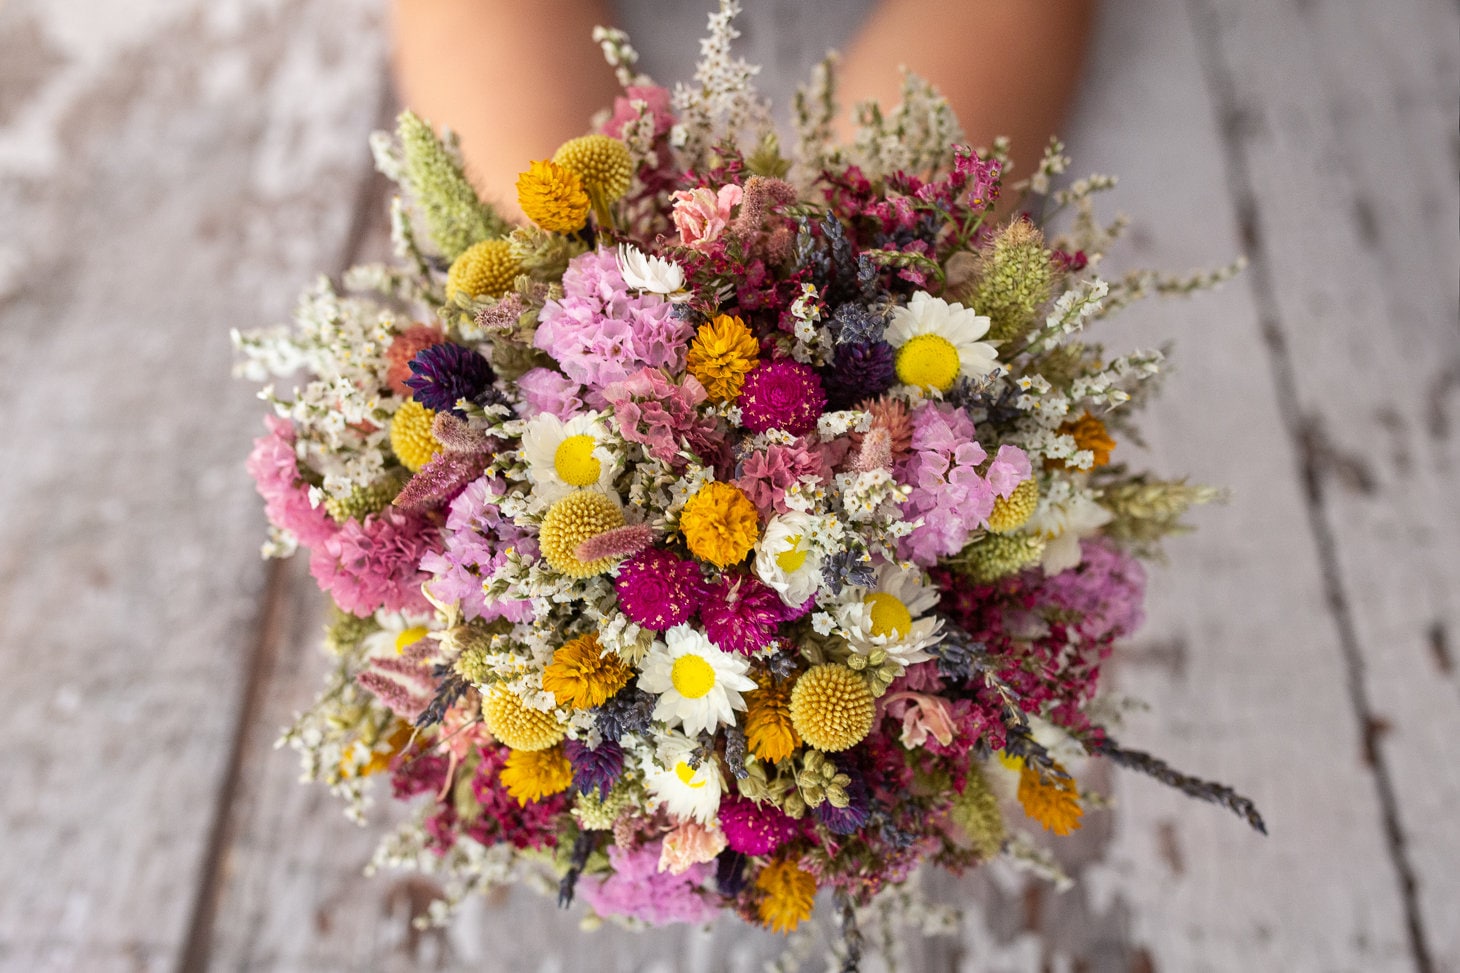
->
[835,0,1097,171]
[391,0,621,221]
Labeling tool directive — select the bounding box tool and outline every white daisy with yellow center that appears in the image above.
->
[835,562,944,670]
[637,625,757,737]
[645,731,724,824]
[885,291,999,393]
[753,511,824,608]
[520,411,619,504]
[361,609,438,659]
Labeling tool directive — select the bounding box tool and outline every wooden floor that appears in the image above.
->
[1,1,1456,970]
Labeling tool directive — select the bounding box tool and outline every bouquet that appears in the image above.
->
[234,1,1261,960]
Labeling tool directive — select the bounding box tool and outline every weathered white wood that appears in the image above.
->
[0,0,387,969]
[943,1,1437,969]
[1192,2,1460,969]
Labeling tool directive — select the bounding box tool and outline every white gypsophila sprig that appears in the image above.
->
[670,0,772,169]
[1069,347,1165,411]
[850,70,964,179]
[790,52,842,186]
[593,25,651,88]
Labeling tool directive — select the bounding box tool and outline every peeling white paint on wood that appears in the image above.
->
[0,0,1455,970]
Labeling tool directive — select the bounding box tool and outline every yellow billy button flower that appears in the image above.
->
[985,477,1040,534]
[788,664,875,752]
[516,159,590,234]
[679,481,760,568]
[482,685,565,752]
[446,238,521,302]
[686,314,760,402]
[389,399,443,472]
[552,134,634,226]
[539,491,626,577]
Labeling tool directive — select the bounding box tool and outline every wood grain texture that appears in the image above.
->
[2,0,1455,971]
[0,0,387,969]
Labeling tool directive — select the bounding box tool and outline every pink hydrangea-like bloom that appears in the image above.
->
[896,402,994,565]
[1040,538,1147,642]
[421,476,534,623]
[700,573,786,655]
[309,506,437,617]
[579,841,720,926]
[247,416,337,550]
[717,796,800,855]
[671,184,742,249]
[604,84,674,139]
[658,821,727,875]
[986,443,1032,498]
[602,367,718,468]
[614,547,706,630]
[736,438,830,516]
[738,360,827,436]
[534,249,693,392]
[515,367,585,420]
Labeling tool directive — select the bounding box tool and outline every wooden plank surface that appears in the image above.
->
[2,0,1456,971]
[0,1,387,970]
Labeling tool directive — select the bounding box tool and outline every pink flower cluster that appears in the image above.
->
[534,249,693,394]
[897,404,992,565]
[421,476,535,623]
[737,438,832,516]
[246,416,335,549]
[308,507,436,617]
[578,841,720,926]
[602,367,723,470]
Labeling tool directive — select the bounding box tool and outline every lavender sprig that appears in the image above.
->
[1093,736,1268,835]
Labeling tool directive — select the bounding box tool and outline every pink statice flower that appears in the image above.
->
[604,85,674,139]
[985,443,1032,499]
[1039,538,1147,642]
[602,367,720,469]
[896,401,994,565]
[309,506,437,617]
[736,438,830,517]
[534,249,693,393]
[671,184,742,249]
[579,841,720,926]
[515,367,585,420]
[421,476,534,623]
[247,416,336,550]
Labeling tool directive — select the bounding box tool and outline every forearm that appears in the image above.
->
[837,0,1097,171]
[391,0,621,221]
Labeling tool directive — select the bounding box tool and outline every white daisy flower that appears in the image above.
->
[645,731,724,824]
[885,290,999,393]
[617,243,686,297]
[361,609,438,659]
[1027,490,1112,574]
[753,511,824,608]
[520,411,619,503]
[835,562,944,670]
[637,625,757,737]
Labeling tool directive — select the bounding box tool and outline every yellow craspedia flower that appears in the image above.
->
[516,159,590,234]
[500,745,574,805]
[754,858,817,934]
[1016,760,1083,836]
[446,238,521,301]
[552,134,633,204]
[679,481,760,568]
[389,399,443,472]
[541,632,632,709]
[788,664,875,752]
[686,314,760,402]
[539,491,626,577]
[985,477,1040,534]
[482,686,565,752]
[745,672,800,763]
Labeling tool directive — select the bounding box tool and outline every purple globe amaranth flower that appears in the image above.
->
[822,340,895,410]
[614,547,706,630]
[564,738,624,799]
[738,359,827,436]
[406,341,497,416]
[700,573,785,655]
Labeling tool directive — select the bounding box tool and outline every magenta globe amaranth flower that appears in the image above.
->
[738,360,827,436]
[614,547,706,630]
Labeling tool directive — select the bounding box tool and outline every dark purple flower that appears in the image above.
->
[564,738,624,799]
[406,341,497,416]
[822,340,895,410]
